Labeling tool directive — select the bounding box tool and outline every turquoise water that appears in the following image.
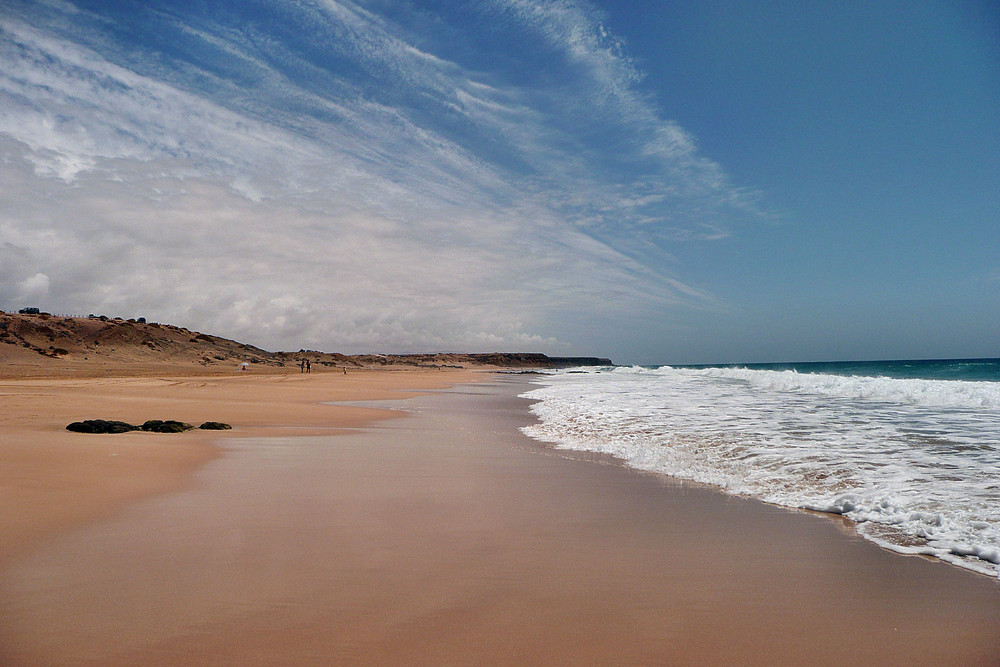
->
[676,358,1000,382]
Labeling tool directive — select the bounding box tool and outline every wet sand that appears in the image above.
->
[2,375,1000,665]
[0,368,478,567]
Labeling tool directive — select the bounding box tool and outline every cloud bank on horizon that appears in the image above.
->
[0,0,758,356]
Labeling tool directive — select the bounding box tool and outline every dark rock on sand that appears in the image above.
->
[66,419,138,434]
[198,421,232,430]
[140,419,195,433]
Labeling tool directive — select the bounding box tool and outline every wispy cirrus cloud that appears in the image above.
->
[0,0,754,355]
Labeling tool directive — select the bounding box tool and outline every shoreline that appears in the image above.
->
[532,434,1000,584]
[3,372,1000,664]
[528,437,1000,583]
[521,365,1000,584]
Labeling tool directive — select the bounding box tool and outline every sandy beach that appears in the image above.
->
[2,369,999,665]
[0,367,478,567]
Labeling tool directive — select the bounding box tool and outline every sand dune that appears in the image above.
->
[1,310,608,379]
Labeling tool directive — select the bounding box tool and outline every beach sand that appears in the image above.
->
[2,372,999,665]
[0,367,478,567]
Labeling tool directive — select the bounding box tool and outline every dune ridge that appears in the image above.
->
[0,310,610,377]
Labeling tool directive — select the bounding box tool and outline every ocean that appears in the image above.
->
[520,359,1000,579]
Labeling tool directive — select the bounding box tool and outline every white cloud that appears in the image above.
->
[0,1,748,354]
[16,272,50,302]
[0,135,690,352]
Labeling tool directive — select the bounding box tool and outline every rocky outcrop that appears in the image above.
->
[465,353,612,368]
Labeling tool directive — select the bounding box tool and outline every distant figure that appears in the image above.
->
[300,359,305,373]
[306,359,311,373]
[241,362,249,372]
[344,367,347,375]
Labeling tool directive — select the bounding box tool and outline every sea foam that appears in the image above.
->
[521,365,1000,578]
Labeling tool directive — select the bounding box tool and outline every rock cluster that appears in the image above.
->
[66,419,231,433]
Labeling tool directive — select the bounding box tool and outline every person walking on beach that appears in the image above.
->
[300,359,305,373]
[306,359,311,373]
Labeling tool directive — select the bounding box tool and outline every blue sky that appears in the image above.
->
[1,0,997,364]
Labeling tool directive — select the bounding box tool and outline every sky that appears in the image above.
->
[1,0,998,365]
